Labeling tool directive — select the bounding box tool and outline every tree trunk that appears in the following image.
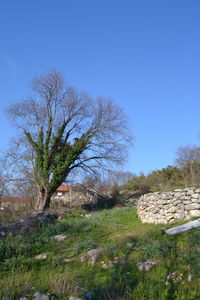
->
[34,186,51,212]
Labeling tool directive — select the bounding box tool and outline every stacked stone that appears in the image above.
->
[137,187,200,224]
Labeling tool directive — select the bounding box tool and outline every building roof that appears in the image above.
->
[0,185,73,205]
[56,185,73,192]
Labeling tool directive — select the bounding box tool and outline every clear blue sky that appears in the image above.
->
[0,0,200,175]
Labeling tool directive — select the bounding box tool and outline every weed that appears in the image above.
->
[140,238,176,259]
[3,256,33,271]
[76,240,97,253]
[1,207,200,299]
[188,229,200,247]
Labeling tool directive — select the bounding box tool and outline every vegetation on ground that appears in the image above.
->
[122,163,200,194]
[0,206,200,299]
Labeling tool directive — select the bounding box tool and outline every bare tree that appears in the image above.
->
[175,145,200,186]
[1,134,37,200]
[0,173,6,200]
[82,171,133,195]
[0,157,11,205]
[106,170,133,187]
[7,71,133,211]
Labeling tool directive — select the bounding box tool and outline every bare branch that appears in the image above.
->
[6,71,133,211]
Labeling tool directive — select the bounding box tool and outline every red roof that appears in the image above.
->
[56,185,73,192]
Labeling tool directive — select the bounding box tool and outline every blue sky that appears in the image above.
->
[0,0,200,174]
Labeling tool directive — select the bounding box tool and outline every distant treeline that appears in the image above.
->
[123,145,200,193]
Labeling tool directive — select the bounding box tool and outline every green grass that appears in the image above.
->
[0,206,200,299]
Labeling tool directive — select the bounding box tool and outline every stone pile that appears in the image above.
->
[137,187,200,224]
[0,212,57,237]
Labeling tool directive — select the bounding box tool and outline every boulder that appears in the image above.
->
[34,253,48,260]
[191,194,199,199]
[33,292,50,300]
[50,234,68,241]
[0,212,57,237]
[189,210,200,217]
[137,260,158,271]
[166,271,183,284]
[186,203,200,210]
[80,248,103,265]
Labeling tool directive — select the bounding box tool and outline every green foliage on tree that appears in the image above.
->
[7,71,132,211]
[123,166,185,193]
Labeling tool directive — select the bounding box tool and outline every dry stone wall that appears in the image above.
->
[52,186,98,208]
[51,185,110,209]
[137,187,200,224]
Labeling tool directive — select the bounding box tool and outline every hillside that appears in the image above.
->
[0,206,200,300]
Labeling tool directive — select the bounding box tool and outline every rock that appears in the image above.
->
[85,214,92,218]
[127,243,133,248]
[186,203,200,210]
[188,273,193,282]
[34,253,48,260]
[165,220,200,235]
[174,192,182,199]
[33,292,50,300]
[69,297,82,300]
[83,292,94,300]
[191,194,199,199]
[174,212,185,220]
[145,216,157,223]
[161,194,172,200]
[180,195,190,200]
[168,206,177,213]
[189,210,200,217]
[101,263,108,269]
[169,218,175,224]
[191,198,200,203]
[101,255,126,269]
[0,230,6,237]
[19,298,29,300]
[183,200,191,205]
[137,260,158,271]
[156,219,168,224]
[80,248,103,265]
[50,234,68,241]
[166,271,183,284]
[0,212,57,238]
[177,203,185,210]
[113,255,126,264]
[161,200,170,205]
[165,214,174,220]
[63,258,74,262]
[152,207,160,213]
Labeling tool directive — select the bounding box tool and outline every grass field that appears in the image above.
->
[0,205,200,299]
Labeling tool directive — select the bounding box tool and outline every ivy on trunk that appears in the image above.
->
[7,71,132,211]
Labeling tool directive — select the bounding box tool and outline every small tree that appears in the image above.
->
[7,71,132,211]
[175,145,200,186]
